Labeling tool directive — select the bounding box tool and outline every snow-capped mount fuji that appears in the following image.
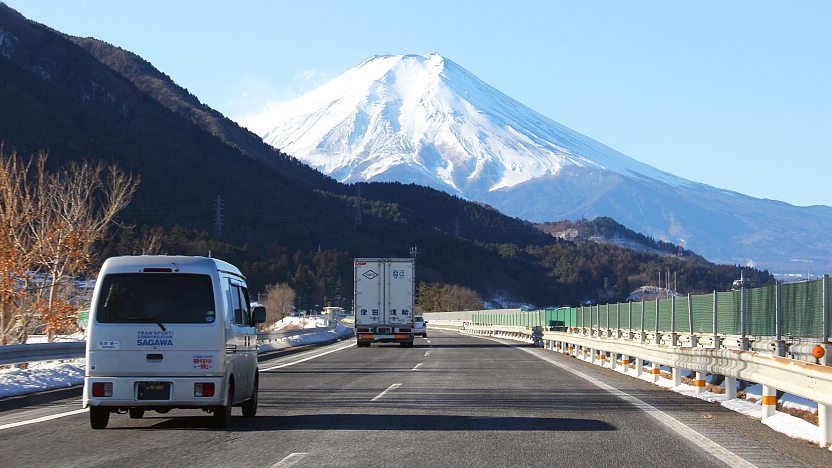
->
[258,53,686,196]
[254,53,832,273]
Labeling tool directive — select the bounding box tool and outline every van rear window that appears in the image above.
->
[96,273,216,324]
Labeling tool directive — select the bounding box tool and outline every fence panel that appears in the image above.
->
[782,280,824,338]
[747,285,776,336]
[717,291,741,335]
[674,295,690,333]
[691,293,714,334]
[658,298,673,332]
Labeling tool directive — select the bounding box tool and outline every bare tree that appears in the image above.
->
[261,282,296,326]
[444,284,484,311]
[0,147,36,345]
[0,149,138,344]
[27,154,139,341]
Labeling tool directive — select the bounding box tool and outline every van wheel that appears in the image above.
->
[90,407,110,429]
[128,408,144,419]
[212,384,233,428]
[242,373,258,418]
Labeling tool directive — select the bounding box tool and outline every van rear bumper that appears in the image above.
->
[84,376,225,408]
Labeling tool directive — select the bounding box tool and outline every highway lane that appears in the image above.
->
[1,331,830,467]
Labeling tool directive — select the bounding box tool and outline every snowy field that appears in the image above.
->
[0,324,353,399]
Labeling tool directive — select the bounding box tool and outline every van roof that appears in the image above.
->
[100,255,244,279]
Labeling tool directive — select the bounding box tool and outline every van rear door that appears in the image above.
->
[88,273,223,377]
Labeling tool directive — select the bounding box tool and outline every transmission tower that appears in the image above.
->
[213,195,224,239]
[355,184,362,229]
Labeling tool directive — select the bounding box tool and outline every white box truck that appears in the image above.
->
[83,256,265,429]
[354,258,415,347]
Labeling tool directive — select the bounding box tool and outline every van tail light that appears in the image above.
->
[92,382,112,397]
[194,383,215,397]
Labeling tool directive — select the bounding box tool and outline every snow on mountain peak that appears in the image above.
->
[255,53,688,197]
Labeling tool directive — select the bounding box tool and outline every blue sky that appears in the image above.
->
[6,0,831,207]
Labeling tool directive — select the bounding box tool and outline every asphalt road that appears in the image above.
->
[1,330,830,467]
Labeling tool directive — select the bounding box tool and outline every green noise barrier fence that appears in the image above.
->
[472,276,830,340]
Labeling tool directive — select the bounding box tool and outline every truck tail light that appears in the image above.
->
[358,334,373,340]
[92,382,112,397]
[394,334,410,340]
[357,328,370,333]
[399,328,411,333]
[194,383,215,397]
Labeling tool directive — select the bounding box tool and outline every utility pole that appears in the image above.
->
[213,195,224,239]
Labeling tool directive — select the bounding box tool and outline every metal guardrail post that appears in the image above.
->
[616,303,621,338]
[670,295,678,346]
[712,290,721,348]
[654,297,661,345]
[606,303,610,337]
[688,293,697,347]
[640,299,645,342]
[725,376,737,400]
[627,301,633,340]
[761,385,777,419]
[740,284,749,351]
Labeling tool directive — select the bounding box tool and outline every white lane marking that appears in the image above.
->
[426,340,431,343]
[272,452,310,467]
[411,363,423,371]
[261,343,355,371]
[424,351,431,357]
[516,346,757,468]
[371,383,401,401]
[0,408,87,431]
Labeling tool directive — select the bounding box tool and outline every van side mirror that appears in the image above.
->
[252,306,266,324]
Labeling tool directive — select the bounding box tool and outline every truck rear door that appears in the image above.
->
[386,259,414,326]
[355,259,383,326]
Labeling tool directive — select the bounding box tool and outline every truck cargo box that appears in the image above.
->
[353,258,415,347]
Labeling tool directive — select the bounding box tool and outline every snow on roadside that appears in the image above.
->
[1,325,354,400]
[259,323,353,353]
[25,333,86,344]
[0,361,85,399]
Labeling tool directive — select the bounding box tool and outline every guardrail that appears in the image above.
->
[444,320,832,450]
[0,342,87,366]
[0,326,349,366]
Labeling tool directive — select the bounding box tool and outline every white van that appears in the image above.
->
[83,256,265,429]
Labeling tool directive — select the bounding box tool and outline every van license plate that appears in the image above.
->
[137,382,170,400]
